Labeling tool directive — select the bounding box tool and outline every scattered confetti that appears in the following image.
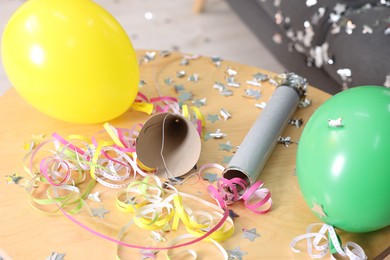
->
[142,52,156,63]
[222,156,233,164]
[5,173,23,184]
[173,84,185,92]
[306,0,317,7]
[139,80,147,88]
[278,136,294,147]
[178,91,193,103]
[227,246,248,260]
[226,77,240,88]
[180,58,189,66]
[209,129,226,139]
[328,117,343,127]
[46,252,66,260]
[91,206,110,218]
[246,80,261,87]
[299,98,311,108]
[242,228,261,242]
[188,73,199,82]
[203,172,219,183]
[288,118,303,128]
[253,73,269,82]
[211,56,222,66]
[88,192,101,202]
[227,68,238,76]
[219,141,234,152]
[192,98,207,107]
[159,50,171,57]
[176,70,186,78]
[244,89,261,99]
[219,108,231,121]
[255,102,267,109]
[207,114,219,123]
[362,24,373,34]
[164,77,173,85]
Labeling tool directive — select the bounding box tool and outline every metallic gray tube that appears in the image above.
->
[222,73,307,185]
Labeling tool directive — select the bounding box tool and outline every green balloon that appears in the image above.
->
[297,86,390,232]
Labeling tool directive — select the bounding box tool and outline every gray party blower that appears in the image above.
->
[222,73,308,186]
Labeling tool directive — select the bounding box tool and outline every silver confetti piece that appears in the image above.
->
[210,129,226,139]
[246,80,261,87]
[226,77,240,88]
[278,136,293,147]
[345,20,356,34]
[159,50,171,57]
[227,68,238,76]
[180,58,189,66]
[255,102,267,109]
[306,0,317,7]
[188,73,199,82]
[362,25,373,34]
[253,72,269,82]
[328,117,343,127]
[176,70,186,78]
[288,118,304,128]
[220,108,231,121]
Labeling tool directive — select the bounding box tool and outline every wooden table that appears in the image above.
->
[0,50,388,259]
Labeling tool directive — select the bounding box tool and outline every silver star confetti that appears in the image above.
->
[219,141,234,152]
[203,172,219,183]
[139,80,147,88]
[255,102,267,109]
[207,114,219,123]
[91,206,110,218]
[176,70,186,78]
[226,77,240,88]
[192,98,207,107]
[178,91,193,103]
[46,252,66,260]
[164,77,173,85]
[242,228,261,242]
[209,129,226,139]
[159,50,171,57]
[244,89,261,99]
[188,73,199,82]
[6,173,23,184]
[220,108,231,121]
[211,56,222,66]
[278,136,294,147]
[173,84,185,92]
[288,118,304,128]
[227,246,248,260]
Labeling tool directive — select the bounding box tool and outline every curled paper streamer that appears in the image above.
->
[223,73,307,185]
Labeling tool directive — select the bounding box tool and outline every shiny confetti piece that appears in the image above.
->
[288,118,303,128]
[46,252,66,260]
[226,77,240,88]
[88,192,101,202]
[255,102,267,109]
[203,172,219,183]
[142,52,156,62]
[227,68,238,76]
[222,156,232,164]
[159,50,171,57]
[173,84,185,92]
[209,129,226,139]
[178,91,193,103]
[180,58,189,66]
[306,0,317,7]
[213,82,225,91]
[139,80,147,88]
[253,72,269,82]
[228,209,239,219]
[299,98,311,108]
[345,20,356,34]
[242,228,261,242]
[207,114,219,123]
[220,108,231,121]
[164,77,173,85]
[311,7,326,25]
[246,80,261,87]
[188,73,199,82]
[227,246,247,260]
[219,141,234,152]
[211,56,222,66]
[272,33,283,44]
[192,98,207,107]
[5,173,23,184]
[91,206,110,218]
[244,89,261,99]
[176,70,186,78]
[328,117,343,127]
[277,136,293,147]
[362,24,373,34]
[311,201,327,218]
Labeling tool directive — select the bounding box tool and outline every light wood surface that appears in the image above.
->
[0,50,388,259]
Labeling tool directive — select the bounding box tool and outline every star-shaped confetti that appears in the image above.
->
[164,77,173,85]
[188,73,199,82]
[178,91,193,103]
[88,191,101,202]
[46,252,66,260]
[173,84,185,92]
[253,72,269,82]
[139,80,147,88]
[311,201,327,218]
[91,206,110,218]
[219,141,234,152]
[220,108,231,120]
[203,172,219,183]
[192,98,207,107]
[226,77,240,88]
[227,246,247,260]
[5,174,23,184]
[242,228,261,242]
[222,156,232,164]
[207,114,219,123]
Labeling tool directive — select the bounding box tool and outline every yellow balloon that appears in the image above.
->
[1,0,139,124]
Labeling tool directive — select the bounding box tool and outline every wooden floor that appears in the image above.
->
[0,0,284,96]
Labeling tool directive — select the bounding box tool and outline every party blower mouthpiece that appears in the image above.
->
[222,73,308,186]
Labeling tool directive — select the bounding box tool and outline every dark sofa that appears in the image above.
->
[226,0,390,94]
